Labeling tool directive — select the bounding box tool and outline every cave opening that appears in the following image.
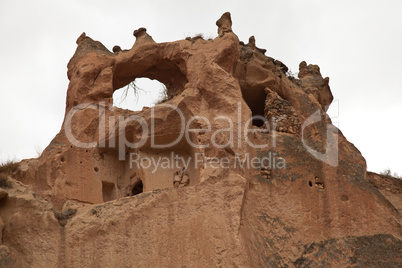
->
[131,180,144,196]
[241,87,268,128]
[102,181,116,202]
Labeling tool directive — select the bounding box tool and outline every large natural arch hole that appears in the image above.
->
[113,78,168,111]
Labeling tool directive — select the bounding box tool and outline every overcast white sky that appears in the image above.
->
[0,0,401,175]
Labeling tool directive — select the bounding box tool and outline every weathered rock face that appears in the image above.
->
[298,61,333,112]
[367,172,402,212]
[295,234,402,267]
[0,12,401,267]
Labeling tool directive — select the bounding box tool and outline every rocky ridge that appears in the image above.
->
[0,12,401,267]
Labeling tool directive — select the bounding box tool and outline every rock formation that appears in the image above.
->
[0,12,401,267]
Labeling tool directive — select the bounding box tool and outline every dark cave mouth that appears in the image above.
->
[241,87,267,128]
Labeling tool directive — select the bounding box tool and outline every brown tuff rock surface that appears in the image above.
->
[367,172,402,212]
[298,61,333,111]
[295,234,402,267]
[264,87,301,134]
[0,189,8,200]
[1,12,401,267]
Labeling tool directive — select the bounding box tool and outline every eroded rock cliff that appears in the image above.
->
[0,12,400,267]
